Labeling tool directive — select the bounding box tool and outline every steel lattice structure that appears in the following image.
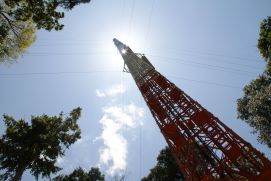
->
[113,38,271,180]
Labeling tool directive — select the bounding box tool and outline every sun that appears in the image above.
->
[121,49,127,54]
[90,23,146,71]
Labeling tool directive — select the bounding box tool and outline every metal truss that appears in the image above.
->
[113,38,271,180]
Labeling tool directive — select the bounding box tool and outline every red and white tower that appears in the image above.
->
[113,38,271,180]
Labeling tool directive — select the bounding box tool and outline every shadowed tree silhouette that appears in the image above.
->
[53,167,105,181]
[141,147,184,181]
[258,17,271,63]
[0,0,91,62]
[0,108,82,181]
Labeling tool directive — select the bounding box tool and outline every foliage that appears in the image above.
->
[0,2,36,63]
[141,147,184,181]
[0,18,36,63]
[58,0,92,11]
[237,16,271,148]
[237,73,271,147]
[0,108,82,181]
[258,16,271,63]
[0,0,91,62]
[258,16,271,73]
[53,167,105,181]
[0,0,91,31]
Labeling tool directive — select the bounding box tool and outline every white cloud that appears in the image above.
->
[74,138,84,145]
[96,84,126,97]
[96,90,106,97]
[97,103,144,176]
[56,156,65,165]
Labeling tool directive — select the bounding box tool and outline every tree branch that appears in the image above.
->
[0,12,19,37]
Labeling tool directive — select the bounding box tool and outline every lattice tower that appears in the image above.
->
[113,38,271,180]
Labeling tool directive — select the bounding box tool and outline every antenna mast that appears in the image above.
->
[113,38,271,180]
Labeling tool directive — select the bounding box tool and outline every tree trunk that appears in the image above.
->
[11,166,26,181]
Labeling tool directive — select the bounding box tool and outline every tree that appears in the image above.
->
[141,147,184,181]
[0,0,91,62]
[237,73,271,147]
[53,167,105,181]
[258,17,271,62]
[0,0,91,31]
[237,16,271,148]
[0,1,36,63]
[0,18,36,63]
[258,16,271,73]
[0,107,82,181]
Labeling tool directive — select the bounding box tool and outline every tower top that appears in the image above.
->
[113,38,134,55]
[113,38,126,53]
[113,38,125,47]
[113,38,154,73]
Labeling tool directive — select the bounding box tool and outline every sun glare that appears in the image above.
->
[94,25,146,71]
[121,49,127,54]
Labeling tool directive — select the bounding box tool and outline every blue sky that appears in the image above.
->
[0,0,271,180]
